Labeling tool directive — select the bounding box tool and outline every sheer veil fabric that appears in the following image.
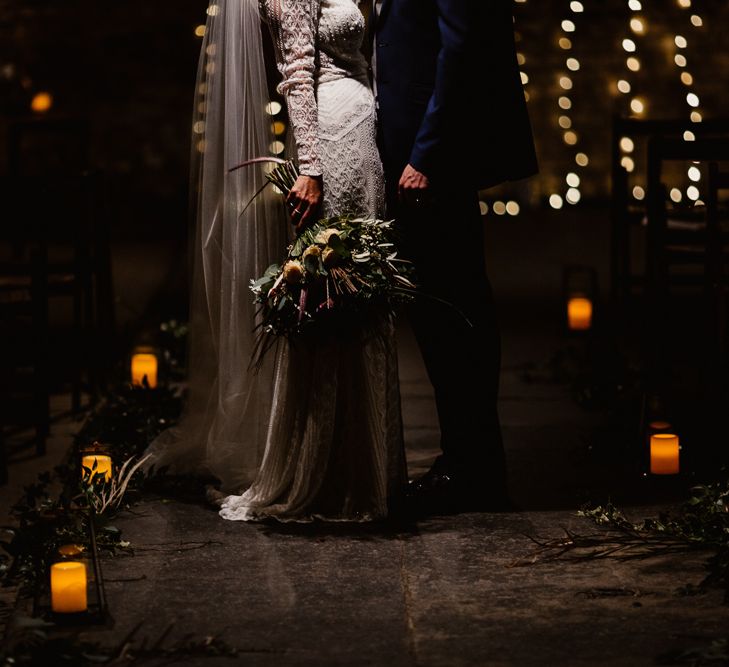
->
[143,0,289,491]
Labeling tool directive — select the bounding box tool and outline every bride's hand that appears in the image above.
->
[287,175,323,233]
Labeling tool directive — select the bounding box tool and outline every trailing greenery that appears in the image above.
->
[513,478,729,602]
[1,320,186,606]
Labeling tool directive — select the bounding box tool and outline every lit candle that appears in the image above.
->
[567,297,593,330]
[81,455,112,482]
[58,544,85,558]
[51,562,87,613]
[131,353,158,388]
[648,420,672,433]
[650,433,680,475]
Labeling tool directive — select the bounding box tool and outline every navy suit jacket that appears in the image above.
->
[374,0,538,190]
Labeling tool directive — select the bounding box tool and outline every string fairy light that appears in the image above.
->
[671,0,706,205]
[548,0,586,209]
[617,0,648,201]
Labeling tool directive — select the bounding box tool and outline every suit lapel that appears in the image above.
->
[376,0,392,29]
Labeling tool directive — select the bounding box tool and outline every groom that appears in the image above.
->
[371,0,538,513]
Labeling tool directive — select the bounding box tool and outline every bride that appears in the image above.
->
[144,0,406,522]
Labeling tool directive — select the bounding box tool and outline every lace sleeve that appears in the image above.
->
[263,0,322,177]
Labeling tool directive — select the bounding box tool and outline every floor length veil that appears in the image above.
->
[144,0,289,491]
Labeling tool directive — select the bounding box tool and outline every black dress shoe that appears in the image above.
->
[406,465,515,516]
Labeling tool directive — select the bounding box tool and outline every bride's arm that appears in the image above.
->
[264,0,323,229]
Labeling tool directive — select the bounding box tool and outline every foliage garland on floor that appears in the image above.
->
[511,479,729,602]
[0,321,238,665]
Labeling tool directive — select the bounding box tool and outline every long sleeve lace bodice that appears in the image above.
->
[260,0,371,177]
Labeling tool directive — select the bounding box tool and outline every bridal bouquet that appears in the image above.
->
[247,160,416,361]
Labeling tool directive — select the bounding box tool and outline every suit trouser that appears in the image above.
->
[386,176,508,488]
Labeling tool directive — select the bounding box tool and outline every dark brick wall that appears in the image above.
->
[0,0,728,228]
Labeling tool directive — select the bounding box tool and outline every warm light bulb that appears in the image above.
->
[564,130,578,145]
[620,137,635,153]
[559,37,573,50]
[622,38,637,52]
[687,185,700,200]
[690,14,702,27]
[674,35,688,48]
[687,166,701,181]
[31,92,53,113]
[559,76,573,90]
[617,79,631,94]
[630,97,645,114]
[562,20,576,32]
[628,0,642,9]
[493,201,506,215]
[566,57,580,71]
[266,101,282,115]
[626,57,641,71]
[690,111,702,123]
[621,156,635,172]
[559,115,572,129]
[674,54,687,67]
[194,25,206,37]
[506,201,521,216]
[670,188,682,203]
[686,92,700,107]
[549,194,564,209]
[566,172,580,187]
[630,17,646,34]
[633,185,645,200]
[559,96,572,110]
[570,1,584,12]
[575,152,589,166]
[566,188,581,204]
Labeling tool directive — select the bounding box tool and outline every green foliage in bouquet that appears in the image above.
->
[248,160,416,365]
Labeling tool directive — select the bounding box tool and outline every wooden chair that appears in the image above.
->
[641,137,729,423]
[609,117,729,308]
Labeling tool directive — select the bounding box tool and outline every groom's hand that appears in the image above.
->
[398,164,430,207]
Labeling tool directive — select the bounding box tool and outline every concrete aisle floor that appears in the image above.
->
[84,317,727,666]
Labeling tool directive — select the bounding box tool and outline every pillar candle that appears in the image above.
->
[51,562,87,613]
[567,297,593,331]
[131,353,158,388]
[81,455,112,482]
[650,433,680,475]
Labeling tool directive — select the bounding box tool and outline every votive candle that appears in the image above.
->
[650,433,680,475]
[567,297,593,331]
[51,562,87,613]
[81,455,112,482]
[131,353,158,388]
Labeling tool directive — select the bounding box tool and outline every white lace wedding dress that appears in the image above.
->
[219,0,406,523]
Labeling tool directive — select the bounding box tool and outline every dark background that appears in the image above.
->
[2,0,729,234]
